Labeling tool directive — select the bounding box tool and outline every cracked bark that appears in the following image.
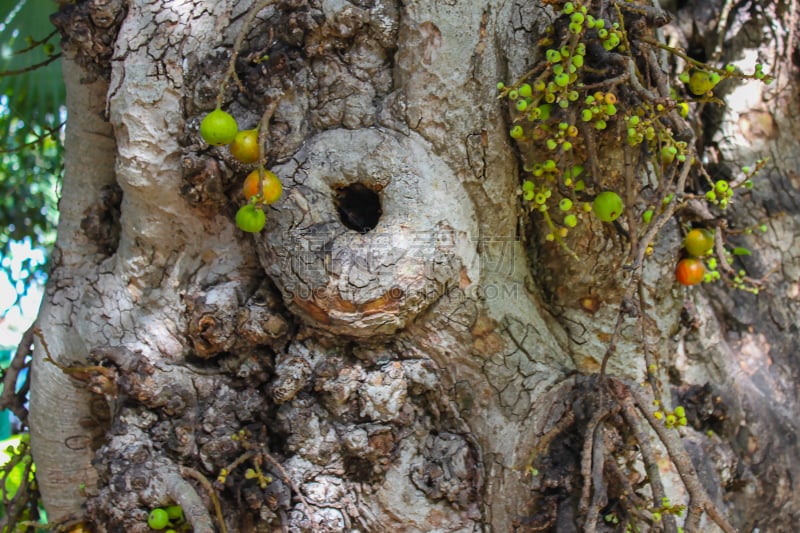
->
[28,0,800,531]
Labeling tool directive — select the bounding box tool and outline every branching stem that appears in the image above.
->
[1,325,35,424]
[619,392,679,533]
[0,54,61,77]
[217,0,279,108]
[600,149,694,377]
[177,466,226,533]
[627,385,739,533]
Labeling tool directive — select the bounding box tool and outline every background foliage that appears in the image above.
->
[0,3,62,527]
[0,0,64,310]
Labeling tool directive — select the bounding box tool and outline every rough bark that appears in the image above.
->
[28,0,800,532]
[29,57,117,522]
[676,2,800,530]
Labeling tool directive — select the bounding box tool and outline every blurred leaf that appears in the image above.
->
[732,247,752,256]
[0,1,64,312]
[0,434,31,497]
[0,433,47,530]
[0,0,64,124]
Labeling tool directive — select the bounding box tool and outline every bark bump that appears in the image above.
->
[257,127,479,338]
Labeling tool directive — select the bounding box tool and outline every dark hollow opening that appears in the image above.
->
[333,183,382,233]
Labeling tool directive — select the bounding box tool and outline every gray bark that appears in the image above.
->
[29,0,800,531]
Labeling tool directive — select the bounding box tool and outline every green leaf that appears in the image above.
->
[732,247,752,256]
[0,434,33,499]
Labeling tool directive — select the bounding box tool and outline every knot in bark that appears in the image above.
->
[257,128,478,338]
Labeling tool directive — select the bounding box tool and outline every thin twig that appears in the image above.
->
[585,426,607,531]
[524,411,576,476]
[788,0,798,78]
[711,0,738,64]
[623,121,640,257]
[0,54,61,77]
[11,29,59,55]
[711,228,772,289]
[619,391,679,533]
[578,122,601,187]
[634,147,696,269]
[179,466,227,533]
[625,56,659,102]
[606,457,648,508]
[645,48,671,98]
[638,280,661,398]
[217,449,257,486]
[1,325,35,424]
[640,36,768,84]
[0,120,66,154]
[579,401,611,519]
[628,385,739,533]
[260,450,321,533]
[217,0,279,108]
[580,406,613,533]
[255,90,284,195]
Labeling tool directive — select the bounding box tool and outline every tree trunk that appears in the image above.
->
[29,0,800,531]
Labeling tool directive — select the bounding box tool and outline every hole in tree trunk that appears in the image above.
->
[333,183,382,233]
